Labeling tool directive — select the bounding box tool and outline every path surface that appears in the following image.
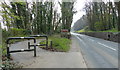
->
[71,32,118,68]
[10,39,87,68]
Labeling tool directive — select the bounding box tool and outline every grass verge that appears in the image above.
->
[77,28,120,33]
[39,35,71,52]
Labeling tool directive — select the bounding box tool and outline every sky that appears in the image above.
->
[71,0,86,27]
[54,0,86,27]
[0,0,86,29]
[0,0,116,29]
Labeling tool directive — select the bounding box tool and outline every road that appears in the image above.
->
[71,32,118,68]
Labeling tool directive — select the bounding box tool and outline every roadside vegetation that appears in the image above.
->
[1,1,75,69]
[77,27,119,33]
[76,1,120,33]
[39,35,71,52]
[1,28,30,69]
[1,0,120,69]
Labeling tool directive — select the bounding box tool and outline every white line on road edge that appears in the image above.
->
[73,35,88,67]
[75,36,87,46]
[98,42,117,51]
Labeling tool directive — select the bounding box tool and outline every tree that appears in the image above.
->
[60,1,75,31]
[115,1,120,31]
[1,2,20,30]
[1,1,74,35]
[84,1,119,31]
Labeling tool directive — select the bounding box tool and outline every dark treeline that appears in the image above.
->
[1,1,75,35]
[84,1,120,31]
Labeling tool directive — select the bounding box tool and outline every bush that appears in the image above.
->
[9,28,31,36]
[94,22,104,31]
[1,28,29,69]
[2,28,31,39]
[2,29,11,40]
[2,28,31,56]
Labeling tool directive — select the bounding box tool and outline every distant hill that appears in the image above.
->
[72,15,88,31]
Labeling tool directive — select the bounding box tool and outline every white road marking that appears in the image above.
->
[71,32,80,36]
[75,36,87,46]
[72,32,117,51]
[98,42,117,51]
[89,39,94,42]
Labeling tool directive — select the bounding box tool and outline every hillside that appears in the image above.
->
[72,15,88,31]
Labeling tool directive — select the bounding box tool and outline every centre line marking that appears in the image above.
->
[89,39,94,42]
[98,42,117,51]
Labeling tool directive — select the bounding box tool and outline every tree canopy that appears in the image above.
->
[1,1,75,35]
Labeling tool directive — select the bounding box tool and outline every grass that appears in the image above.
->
[76,29,86,32]
[50,37,71,52]
[0,45,2,49]
[99,29,119,32]
[1,43,7,56]
[39,40,51,48]
[39,35,71,52]
[0,46,1,58]
[77,28,120,33]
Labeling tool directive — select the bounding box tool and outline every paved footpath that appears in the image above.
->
[10,38,87,68]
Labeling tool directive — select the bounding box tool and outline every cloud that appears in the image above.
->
[71,0,86,27]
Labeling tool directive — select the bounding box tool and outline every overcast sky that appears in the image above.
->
[0,0,116,29]
[71,0,86,27]
[0,0,86,29]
